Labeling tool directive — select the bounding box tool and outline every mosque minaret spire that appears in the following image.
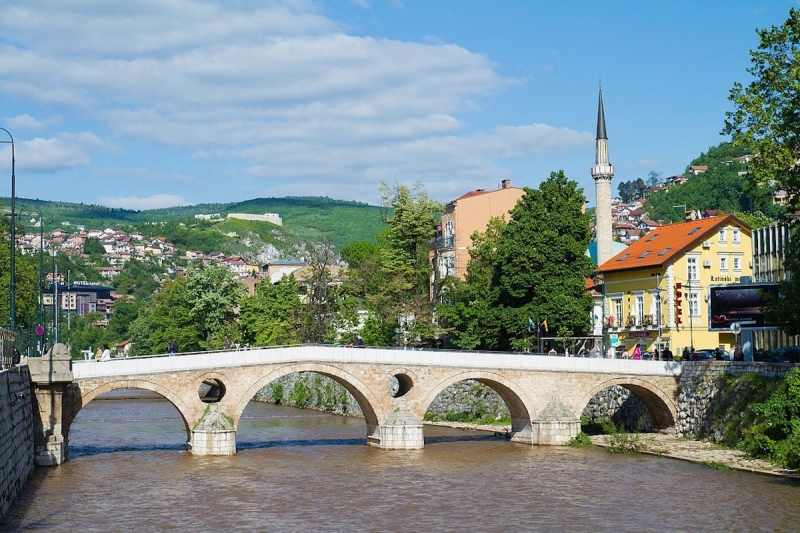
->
[591,85,615,266]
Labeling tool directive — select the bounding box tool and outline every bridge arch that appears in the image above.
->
[579,377,677,430]
[419,371,536,433]
[231,363,386,435]
[63,379,194,444]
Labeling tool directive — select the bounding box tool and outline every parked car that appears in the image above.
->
[691,348,727,361]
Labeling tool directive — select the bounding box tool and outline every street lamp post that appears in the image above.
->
[0,128,15,332]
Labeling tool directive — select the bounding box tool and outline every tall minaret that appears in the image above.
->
[591,87,614,266]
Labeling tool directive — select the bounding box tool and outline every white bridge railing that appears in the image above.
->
[72,344,684,380]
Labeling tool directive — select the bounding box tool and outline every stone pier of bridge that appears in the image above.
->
[32,344,682,459]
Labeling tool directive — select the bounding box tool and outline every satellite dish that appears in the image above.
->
[730,322,742,335]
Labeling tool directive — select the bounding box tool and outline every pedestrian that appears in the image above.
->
[733,344,744,361]
[353,334,365,348]
[95,346,103,360]
[100,344,111,361]
[224,334,233,351]
[714,347,723,361]
[168,339,178,357]
[654,348,660,361]
[631,344,642,360]
[662,346,673,362]
[12,346,21,366]
[681,347,691,361]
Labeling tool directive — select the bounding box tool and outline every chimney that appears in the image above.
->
[501,179,510,189]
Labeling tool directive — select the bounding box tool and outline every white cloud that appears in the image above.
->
[98,194,188,210]
[0,1,592,204]
[8,132,110,173]
[5,113,57,132]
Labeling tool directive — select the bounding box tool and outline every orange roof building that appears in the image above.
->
[593,215,753,356]
[432,179,525,281]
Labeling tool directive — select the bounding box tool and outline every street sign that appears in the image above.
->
[730,322,742,335]
[609,334,619,347]
[35,324,44,336]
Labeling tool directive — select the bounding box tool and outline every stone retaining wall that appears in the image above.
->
[0,367,35,521]
[676,361,796,438]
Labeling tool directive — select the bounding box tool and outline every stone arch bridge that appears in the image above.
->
[30,345,682,462]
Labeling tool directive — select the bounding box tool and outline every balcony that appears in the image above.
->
[436,236,455,250]
[624,314,658,329]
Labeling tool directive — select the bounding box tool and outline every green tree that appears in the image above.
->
[113,258,164,300]
[83,238,106,262]
[491,171,594,349]
[239,275,302,346]
[435,217,506,350]
[723,9,800,204]
[185,265,244,348]
[723,8,800,333]
[128,276,202,355]
[362,182,443,346]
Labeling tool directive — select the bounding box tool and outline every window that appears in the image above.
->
[653,292,662,326]
[720,256,728,271]
[635,294,644,323]
[638,250,651,258]
[688,227,702,235]
[733,256,741,271]
[658,247,672,256]
[645,233,659,242]
[732,228,741,244]
[719,228,727,243]
[612,298,623,325]
[444,220,454,237]
[687,256,698,281]
[688,292,700,318]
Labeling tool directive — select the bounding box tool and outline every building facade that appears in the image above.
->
[432,179,525,280]
[595,215,753,356]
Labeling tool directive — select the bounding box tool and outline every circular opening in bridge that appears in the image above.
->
[198,378,226,404]
[388,373,413,398]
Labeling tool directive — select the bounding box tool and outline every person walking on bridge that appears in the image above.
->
[168,339,178,357]
[224,334,233,351]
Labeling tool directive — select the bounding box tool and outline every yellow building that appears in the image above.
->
[433,179,525,280]
[595,215,752,356]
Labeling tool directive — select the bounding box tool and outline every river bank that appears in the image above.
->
[426,420,799,478]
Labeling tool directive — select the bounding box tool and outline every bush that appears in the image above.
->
[739,368,800,469]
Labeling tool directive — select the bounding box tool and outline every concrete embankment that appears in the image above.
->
[0,366,35,521]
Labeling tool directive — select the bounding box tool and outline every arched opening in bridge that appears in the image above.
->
[198,378,226,403]
[388,373,413,398]
[65,387,190,458]
[421,377,531,442]
[424,379,509,425]
[581,384,675,434]
[236,370,377,449]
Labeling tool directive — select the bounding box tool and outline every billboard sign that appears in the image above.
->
[708,283,779,331]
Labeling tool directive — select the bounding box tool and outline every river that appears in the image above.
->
[3,390,799,532]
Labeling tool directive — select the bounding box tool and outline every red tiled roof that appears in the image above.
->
[451,189,490,203]
[598,215,749,273]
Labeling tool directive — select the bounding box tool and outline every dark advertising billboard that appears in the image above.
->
[708,283,779,330]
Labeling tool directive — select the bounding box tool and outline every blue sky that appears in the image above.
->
[0,1,795,210]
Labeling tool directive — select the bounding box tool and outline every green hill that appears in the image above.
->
[5,196,386,253]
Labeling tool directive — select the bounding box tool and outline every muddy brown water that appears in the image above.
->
[3,390,799,532]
